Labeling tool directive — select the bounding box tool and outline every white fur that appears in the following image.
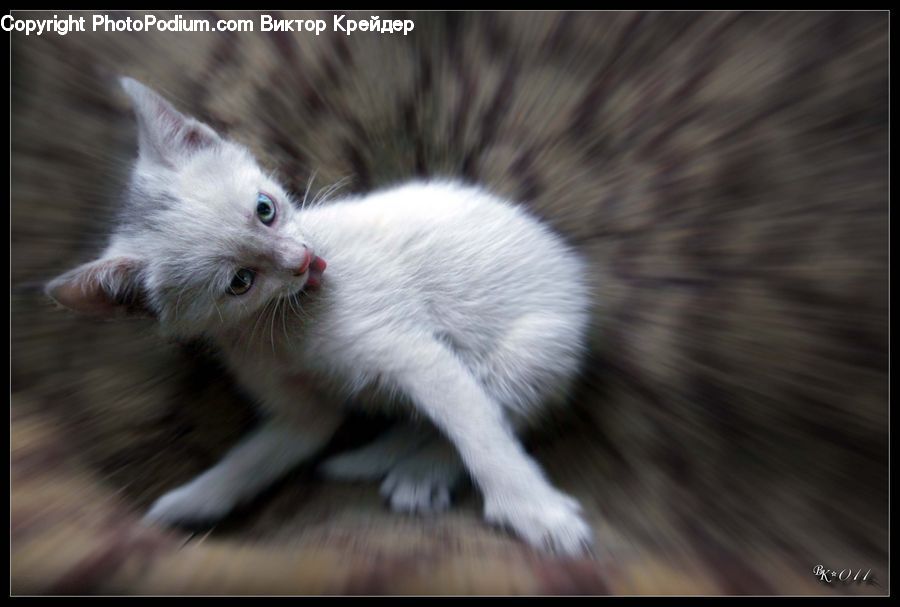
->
[48,79,595,555]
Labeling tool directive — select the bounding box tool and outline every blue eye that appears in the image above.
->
[257,193,276,225]
[228,268,255,295]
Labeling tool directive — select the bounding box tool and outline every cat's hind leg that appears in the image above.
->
[318,421,431,481]
[477,312,587,426]
[379,432,466,515]
[320,421,466,514]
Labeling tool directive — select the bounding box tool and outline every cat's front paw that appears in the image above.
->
[484,488,594,557]
[143,480,236,528]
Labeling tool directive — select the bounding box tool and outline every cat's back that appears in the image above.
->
[308,180,533,242]
[306,180,585,297]
[302,180,589,354]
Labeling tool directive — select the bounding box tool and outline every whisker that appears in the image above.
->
[248,297,275,348]
[211,295,224,325]
[173,289,186,322]
[284,289,312,323]
[268,298,280,354]
[301,169,318,212]
[312,176,351,207]
[280,296,290,341]
[322,177,350,203]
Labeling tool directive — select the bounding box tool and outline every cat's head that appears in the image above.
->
[45,78,326,337]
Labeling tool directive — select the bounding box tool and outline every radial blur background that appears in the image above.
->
[11,11,888,595]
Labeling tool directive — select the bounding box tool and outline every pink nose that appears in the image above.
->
[293,249,312,276]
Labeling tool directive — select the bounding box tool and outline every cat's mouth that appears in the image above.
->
[284,255,327,300]
[304,255,327,289]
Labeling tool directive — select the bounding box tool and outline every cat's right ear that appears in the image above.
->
[120,77,222,167]
[45,256,155,319]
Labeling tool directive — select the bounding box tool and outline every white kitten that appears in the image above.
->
[46,78,594,555]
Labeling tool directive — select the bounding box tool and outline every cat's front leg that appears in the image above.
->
[144,409,343,527]
[385,335,594,556]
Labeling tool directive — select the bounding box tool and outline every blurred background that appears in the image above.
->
[11,11,888,595]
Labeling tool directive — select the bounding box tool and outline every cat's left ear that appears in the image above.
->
[45,256,155,319]
[120,77,222,167]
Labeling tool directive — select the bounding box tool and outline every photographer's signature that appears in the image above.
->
[813,565,878,586]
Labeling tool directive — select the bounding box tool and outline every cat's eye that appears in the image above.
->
[228,268,255,295]
[257,193,276,225]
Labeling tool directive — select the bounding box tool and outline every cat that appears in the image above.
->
[45,77,595,556]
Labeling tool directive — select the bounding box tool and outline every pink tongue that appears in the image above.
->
[306,256,327,289]
[310,256,327,273]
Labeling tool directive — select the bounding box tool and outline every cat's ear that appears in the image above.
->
[120,77,221,167]
[45,256,154,319]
